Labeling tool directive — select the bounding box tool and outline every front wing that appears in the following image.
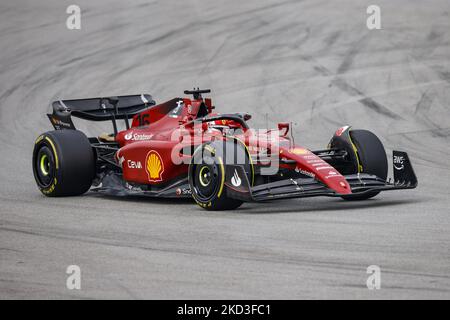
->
[225,151,418,202]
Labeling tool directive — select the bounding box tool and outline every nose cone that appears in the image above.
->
[329,178,352,195]
[281,147,352,195]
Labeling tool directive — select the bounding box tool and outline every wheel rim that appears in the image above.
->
[194,162,219,200]
[40,154,50,176]
[35,146,55,187]
[198,166,212,187]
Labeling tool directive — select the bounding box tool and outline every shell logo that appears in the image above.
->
[145,150,164,182]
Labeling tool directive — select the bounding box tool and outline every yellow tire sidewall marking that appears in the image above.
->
[45,136,59,170]
[217,156,225,198]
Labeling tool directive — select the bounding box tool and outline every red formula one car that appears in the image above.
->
[32,89,417,210]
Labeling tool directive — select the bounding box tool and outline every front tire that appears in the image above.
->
[342,129,388,200]
[32,130,95,196]
[189,140,252,210]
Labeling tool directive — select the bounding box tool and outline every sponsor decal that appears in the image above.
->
[231,169,242,187]
[289,148,310,155]
[307,159,323,164]
[335,125,350,137]
[312,163,326,167]
[125,182,143,192]
[325,175,341,179]
[295,167,315,178]
[118,156,125,166]
[127,160,142,169]
[324,170,340,179]
[393,155,404,170]
[316,166,334,171]
[176,187,192,196]
[51,116,72,129]
[124,132,153,141]
[133,133,153,141]
[124,132,133,140]
[146,150,164,182]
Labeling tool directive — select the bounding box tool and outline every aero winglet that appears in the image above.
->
[224,165,253,201]
[393,151,418,187]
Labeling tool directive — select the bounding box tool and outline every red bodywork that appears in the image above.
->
[113,96,351,195]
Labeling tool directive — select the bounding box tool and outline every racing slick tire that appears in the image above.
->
[342,129,388,201]
[32,130,95,197]
[188,139,253,210]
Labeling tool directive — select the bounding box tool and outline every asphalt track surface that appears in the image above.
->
[0,0,449,299]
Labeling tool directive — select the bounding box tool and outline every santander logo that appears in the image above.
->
[231,169,242,187]
[124,132,153,141]
[124,132,133,140]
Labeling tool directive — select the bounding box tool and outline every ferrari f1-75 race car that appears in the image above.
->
[32,89,417,210]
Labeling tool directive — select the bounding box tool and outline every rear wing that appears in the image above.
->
[47,94,156,134]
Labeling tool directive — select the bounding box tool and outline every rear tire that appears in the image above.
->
[342,129,388,200]
[32,130,95,196]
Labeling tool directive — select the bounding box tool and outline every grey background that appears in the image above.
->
[0,0,449,299]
